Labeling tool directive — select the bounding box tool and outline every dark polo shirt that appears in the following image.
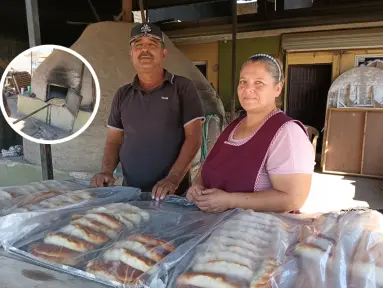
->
[107,70,204,193]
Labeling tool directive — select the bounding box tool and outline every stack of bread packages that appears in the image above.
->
[349,210,383,287]
[12,190,95,213]
[176,210,294,288]
[28,202,178,286]
[0,180,84,207]
[294,209,383,288]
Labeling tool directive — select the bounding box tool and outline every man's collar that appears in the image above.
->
[132,69,174,90]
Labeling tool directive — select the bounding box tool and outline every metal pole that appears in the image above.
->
[25,0,54,181]
[230,0,237,121]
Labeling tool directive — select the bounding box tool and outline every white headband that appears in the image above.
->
[248,53,282,82]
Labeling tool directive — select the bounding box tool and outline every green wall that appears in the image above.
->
[218,36,281,111]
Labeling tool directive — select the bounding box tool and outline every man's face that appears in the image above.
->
[130,36,167,71]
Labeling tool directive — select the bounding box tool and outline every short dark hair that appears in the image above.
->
[242,54,284,84]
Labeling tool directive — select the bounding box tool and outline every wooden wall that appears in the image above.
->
[323,108,383,178]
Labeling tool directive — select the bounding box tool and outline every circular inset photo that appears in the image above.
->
[0,45,100,144]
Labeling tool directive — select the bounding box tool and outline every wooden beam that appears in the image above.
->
[160,1,383,38]
[122,0,133,22]
[131,0,216,10]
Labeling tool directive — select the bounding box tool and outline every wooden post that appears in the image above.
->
[230,0,237,121]
[25,0,54,181]
[40,143,54,180]
[257,0,267,17]
[139,0,146,23]
[360,111,368,174]
[122,0,133,22]
[276,0,285,12]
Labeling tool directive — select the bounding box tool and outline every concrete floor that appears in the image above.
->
[301,171,383,213]
[6,96,71,141]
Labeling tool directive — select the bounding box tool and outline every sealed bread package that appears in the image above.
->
[3,194,226,287]
[1,186,141,217]
[170,210,301,288]
[293,209,383,288]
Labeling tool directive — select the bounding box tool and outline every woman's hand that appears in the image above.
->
[194,188,231,213]
[186,184,205,203]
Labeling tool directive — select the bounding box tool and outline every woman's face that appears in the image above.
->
[237,61,283,113]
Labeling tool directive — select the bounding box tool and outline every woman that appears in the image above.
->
[186,54,315,213]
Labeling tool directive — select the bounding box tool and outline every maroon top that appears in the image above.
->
[201,111,307,193]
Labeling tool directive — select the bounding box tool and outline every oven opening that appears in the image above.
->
[46,84,68,101]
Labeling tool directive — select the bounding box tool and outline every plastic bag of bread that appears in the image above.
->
[0,186,140,216]
[0,187,141,244]
[293,209,383,288]
[169,210,304,288]
[2,196,228,288]
[348,210,383,288]
[0,180,85,209]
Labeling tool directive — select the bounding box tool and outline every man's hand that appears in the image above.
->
[90,172,115,188]
[152,176,179,201]
[194,188,232,213]
[186,184,205,203]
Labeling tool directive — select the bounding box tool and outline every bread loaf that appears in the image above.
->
[44,232,94,252]
[114,240,165,262]
[193,260,254,282]
[72,217,120,239]
[250,258,277,288]
[103,248,156,272]
[127,234,176,253]
[30,243,82,266]
[85,213,122,230]
[176,273,242,288]
[87,260,143,284]
[60,224,109,245]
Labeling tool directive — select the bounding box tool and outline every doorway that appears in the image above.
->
[193,61,207,78]
[286,64,332,160]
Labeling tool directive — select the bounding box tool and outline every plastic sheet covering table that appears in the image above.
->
[0,253,107,288]
[0,193,233,287]
[169,208,383,288]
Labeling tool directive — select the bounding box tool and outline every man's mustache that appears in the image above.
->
[139,52,153,59]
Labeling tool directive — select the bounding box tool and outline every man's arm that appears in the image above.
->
[227,173,312,212]
[167,120,203,184]
[91,128,124,187]
[91,88,124,187]
[101,128,124,174]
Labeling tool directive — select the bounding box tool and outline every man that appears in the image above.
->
[91,23,204,201]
